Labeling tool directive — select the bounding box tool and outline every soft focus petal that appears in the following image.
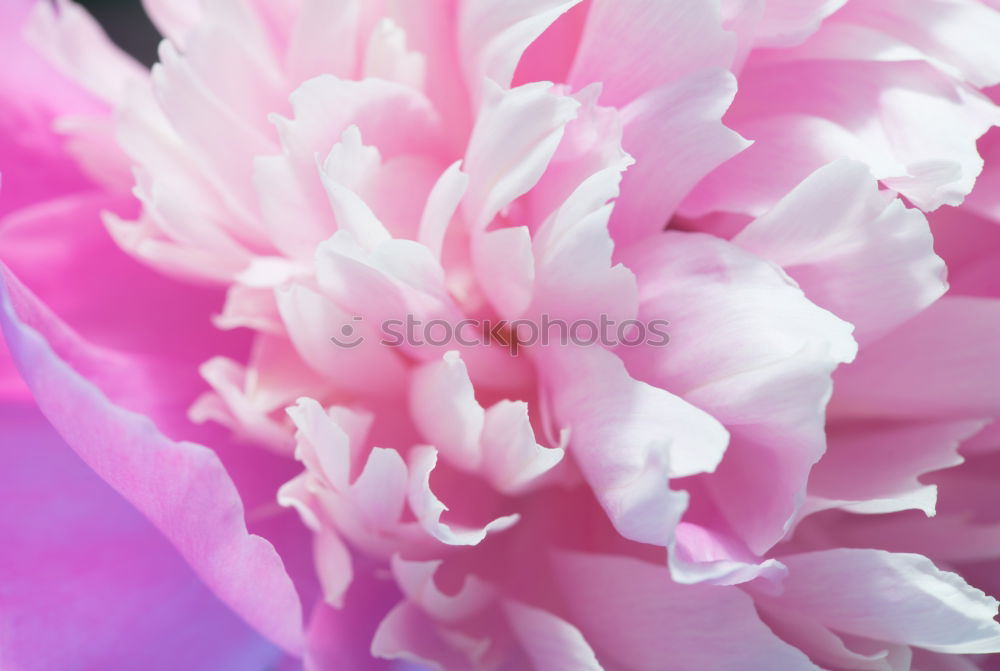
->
[733,160,948,345]
[458,0,582,101]
[611,69,749,246]
[0,266,303,653]
[541,344,729,547]
[757,549,1000,654]
[503,600,604,671]
[831,297,1000,420]
[807,419,986,516]
[685,60,1000,215]
[619,231,856,556]
[568,0,735,106]
[554,551,823,671]
[0,403,282,671]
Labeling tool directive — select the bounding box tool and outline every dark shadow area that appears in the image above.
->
[76,0,160,66]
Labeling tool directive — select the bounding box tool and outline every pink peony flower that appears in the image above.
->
[3,0,1000,669]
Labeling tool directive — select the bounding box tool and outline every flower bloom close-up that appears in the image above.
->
[4,0,1000,669]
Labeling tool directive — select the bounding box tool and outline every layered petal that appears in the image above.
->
[830,297,1000,421]
[611,69,749,246]
[0,266,303,653]
[0,403,282,671]
[733,160,947,344]
[568,0,735,106]
[685,59,1000,215]
[619,231,856,556]
[540,344,729,547]
[554,551,823,671]
[756,549,1000,655]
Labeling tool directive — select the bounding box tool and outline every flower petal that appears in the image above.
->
[830,296,1000,421]
[540,344,728,546]
[734,159,947,345]
[503,600,604,671]
[759,549,1000,654]
[568,0,735,106]
[611,69,749,247]
[554,551,824,671]
[458,0,583,100]
[619,231,856,555]
[0,265,303,653]
[0,402,282,671]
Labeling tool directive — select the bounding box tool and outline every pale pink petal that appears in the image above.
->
[392,556,496,624]
[276,75,445,168]
[685,60,1000,215]
[410,351,485,471]
[286,397,356,492]
[727,0,848,50]
[830,297,1000,420]
[411,351,565,493]
[471,87,630,319]
[388,1,472,145]
[611,69,749,246]
[554,551,824,671]
[262,76,445,258]
[350,447,410,531]
[112,84,255,281]
[540,344,728,546]
[285,0,360,83]
[619,231,855,555]
[25,0,147,104]
[320,180,391,250]
[462,80,580,229]
[274,281,409,397]
[759,549,1000,654]
[190,356,293,452]
[313,528,353,609]
[805,0,1000,87]
[503,600,604,671]
[363,18,427,89]
[807,419,987,516]
[458,0,582,100]
[215,283,284,334]
[669,521,788,587]
[760,0,850,46]
[158,0,288,130]
[527,164,639,325]
[190,333,336,453]
[512,1,589,85]
[151,40,277,241]
[568,0,735,106]
[363,154,448,245]
[319,125,382,199]
[516,84,622,218]
[481,399,566,495]
[314,230,460,351]
[472,225,536,318]
[407,445,520,546]
[733,160,947,344]
[372,601,476,671]
[418,161,468,262]
[760,603,912,671]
